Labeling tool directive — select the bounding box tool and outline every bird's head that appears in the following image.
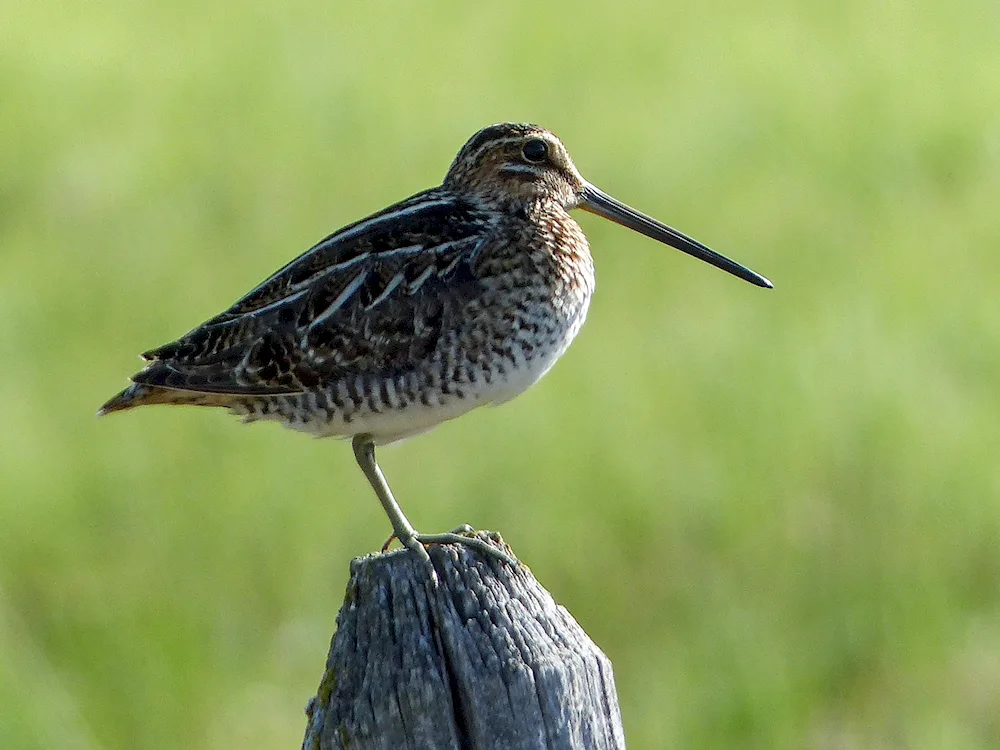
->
[444,123,585,208]
[445,122,773,288]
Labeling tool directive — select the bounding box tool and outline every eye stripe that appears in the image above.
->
[499,163,546,177]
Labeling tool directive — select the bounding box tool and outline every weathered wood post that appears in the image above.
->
[302,531,626,750]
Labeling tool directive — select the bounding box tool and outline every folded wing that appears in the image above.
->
[109,189,492,407]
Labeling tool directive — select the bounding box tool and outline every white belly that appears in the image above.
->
[241,287,592,444]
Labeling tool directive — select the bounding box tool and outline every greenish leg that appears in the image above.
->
[352,436,518,569]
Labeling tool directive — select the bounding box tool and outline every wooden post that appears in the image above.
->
[302,531,626,750]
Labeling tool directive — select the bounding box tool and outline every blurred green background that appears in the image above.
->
[3,0,999,747]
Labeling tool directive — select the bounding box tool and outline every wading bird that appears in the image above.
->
[100,122,772,567]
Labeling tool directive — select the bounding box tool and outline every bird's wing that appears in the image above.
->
[131,188,493,396]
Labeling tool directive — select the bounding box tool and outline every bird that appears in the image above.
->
[99,122,772,569]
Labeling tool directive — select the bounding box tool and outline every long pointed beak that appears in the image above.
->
[579,183,773,289]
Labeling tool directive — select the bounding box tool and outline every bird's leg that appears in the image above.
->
[352,436,430,566]
[352,436,518,568]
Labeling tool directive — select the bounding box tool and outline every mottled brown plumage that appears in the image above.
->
[100,122,771,569]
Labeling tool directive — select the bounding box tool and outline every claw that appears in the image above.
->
[381,533,398,553]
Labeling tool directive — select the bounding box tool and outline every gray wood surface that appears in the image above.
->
[302,532,626,750]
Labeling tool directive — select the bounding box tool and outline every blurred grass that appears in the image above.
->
[2,0,1000,747]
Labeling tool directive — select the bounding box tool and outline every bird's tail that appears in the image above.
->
[97,383,231,416]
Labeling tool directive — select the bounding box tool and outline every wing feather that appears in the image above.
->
[131,189,491,397]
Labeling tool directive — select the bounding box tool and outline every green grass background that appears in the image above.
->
[3,0,999,747]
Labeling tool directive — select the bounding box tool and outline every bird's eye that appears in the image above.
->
[521,138,548,164]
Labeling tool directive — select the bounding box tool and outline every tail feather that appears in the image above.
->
[97,382,232,416]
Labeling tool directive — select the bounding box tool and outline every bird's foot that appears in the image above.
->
[382,525,518,568]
